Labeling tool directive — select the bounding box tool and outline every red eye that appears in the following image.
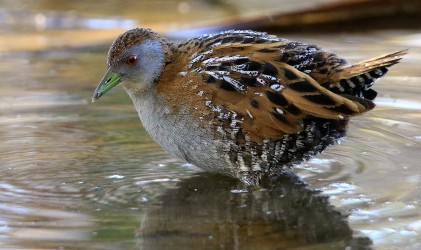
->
[126,55,138,65]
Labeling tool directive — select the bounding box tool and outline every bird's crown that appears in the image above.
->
[107,28,163,68]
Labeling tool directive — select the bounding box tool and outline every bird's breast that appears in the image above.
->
[130,88,234,176]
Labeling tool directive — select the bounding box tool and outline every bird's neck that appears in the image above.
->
[123,38,179,133]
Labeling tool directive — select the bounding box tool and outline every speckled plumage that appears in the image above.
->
[93,28,406,185]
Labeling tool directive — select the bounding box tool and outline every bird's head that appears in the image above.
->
[92,28,167,102]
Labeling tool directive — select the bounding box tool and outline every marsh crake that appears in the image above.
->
[93,28,406,185]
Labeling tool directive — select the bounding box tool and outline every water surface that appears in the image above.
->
[0,2,420,250]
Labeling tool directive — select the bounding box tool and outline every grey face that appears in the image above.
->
[92,39,165,102]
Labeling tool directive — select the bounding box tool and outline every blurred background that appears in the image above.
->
[0,0,420,249]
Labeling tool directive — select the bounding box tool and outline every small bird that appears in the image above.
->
[92,28,406,185]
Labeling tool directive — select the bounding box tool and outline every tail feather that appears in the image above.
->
[336,49,407,78]
[328,49,407,99]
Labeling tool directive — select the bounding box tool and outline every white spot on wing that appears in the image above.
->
[262,74,280,83]
[270,84,283,91]
[191,54,204,64]
[245,109,253,119]
[222,76,245,91]
[190,52,198,59]
[256,78,266,85]
[203,49,213,55]
[275,108,284,114]
[215,71,231,76]
[210,41,222,47]
[204,71,224,80]
[231,65,259,76]
[202,55,247,65]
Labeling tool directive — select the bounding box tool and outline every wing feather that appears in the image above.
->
[178,34,375,142]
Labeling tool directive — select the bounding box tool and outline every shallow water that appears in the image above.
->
[1,2,421,250]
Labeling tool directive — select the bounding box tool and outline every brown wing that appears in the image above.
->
[216,44,374,141]
[159,32,375,143]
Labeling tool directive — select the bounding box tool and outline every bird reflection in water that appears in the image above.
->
[138,172,372,249]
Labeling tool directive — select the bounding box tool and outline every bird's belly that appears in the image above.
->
[137,101,234,176]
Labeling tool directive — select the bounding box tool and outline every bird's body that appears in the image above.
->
[93,28,406,185]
